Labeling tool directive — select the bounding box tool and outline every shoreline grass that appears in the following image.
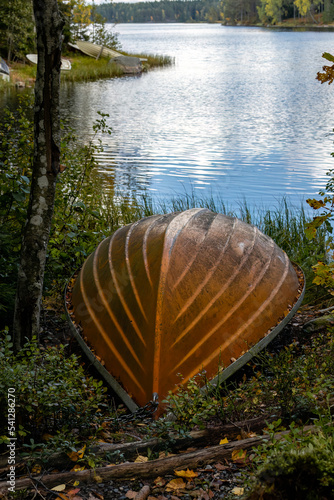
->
[4,51,173,87]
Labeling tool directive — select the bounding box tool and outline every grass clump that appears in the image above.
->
[60,55,123,82]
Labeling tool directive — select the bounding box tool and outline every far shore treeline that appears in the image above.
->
[97,0,334,25]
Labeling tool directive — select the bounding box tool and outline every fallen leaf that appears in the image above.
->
[166,478,186,491]
[231,449,247,461]
[67,444,86,462]
[31,464,42,474]
[125,492,137,499]
[71,465,85,472]
[219,437,229,444]
[134,455,149,463]
[51,485,66,492]
[231,487,244,495]
[174,468,198,479]
[246,432,257,438]
[73,481,80,487]
[214,462,229,471]
[67,489,80,498]
[154,477,166,487]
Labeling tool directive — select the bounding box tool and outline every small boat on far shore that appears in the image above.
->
[26,54,72,70]
[0,57,9,81]
[68,40,122,59]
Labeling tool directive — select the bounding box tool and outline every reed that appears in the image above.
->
[60,55,123,82]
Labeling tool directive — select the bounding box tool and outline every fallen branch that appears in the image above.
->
[0,415,273,470]
[0,424,319,492]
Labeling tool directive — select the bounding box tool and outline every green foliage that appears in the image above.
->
[97,0,333,25]
[0,333,110,446]
[0,0,35,62]
[0,98,33,325]
[247,418,334,499]
[97,0,225,24]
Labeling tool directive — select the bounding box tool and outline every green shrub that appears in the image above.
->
[247,424,334,499]
[0,333,109,446]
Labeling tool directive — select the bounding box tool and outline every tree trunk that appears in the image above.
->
[13,0,64,350]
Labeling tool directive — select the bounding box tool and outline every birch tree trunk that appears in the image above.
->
[13,0,64,350]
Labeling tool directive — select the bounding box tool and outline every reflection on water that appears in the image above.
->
[60,24,334,210]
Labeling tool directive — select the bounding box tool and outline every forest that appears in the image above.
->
[97,0,334,24]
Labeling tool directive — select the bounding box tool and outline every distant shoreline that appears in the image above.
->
[110,20,334,30]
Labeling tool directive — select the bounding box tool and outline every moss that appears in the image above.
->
[246,431,334,500]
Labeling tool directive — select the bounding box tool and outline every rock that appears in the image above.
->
[109,55,142,75]
[303,314,334,332]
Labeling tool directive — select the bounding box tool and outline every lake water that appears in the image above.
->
[62,24,334,210]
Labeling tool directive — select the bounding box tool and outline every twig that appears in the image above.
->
[318,305,334,314]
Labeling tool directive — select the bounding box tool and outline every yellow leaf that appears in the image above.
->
[31,464,42,474]
[231,449,247,461]
[71,465,85,472]
[174,468,198,479]
[77,445,86,459]
[134,455,148,463]
[51,485,66,492]
[67,445,86,462]
[73,481,80,487]
[231,486,244,495]
[219,437,229,444]
[165,478,186,491]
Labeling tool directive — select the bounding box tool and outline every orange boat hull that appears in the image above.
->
[71,209,300,409]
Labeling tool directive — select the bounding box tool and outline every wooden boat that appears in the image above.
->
[68,40,121,59]
[0,57,9,81]
[26,54,72,70]
[68,209,304,413]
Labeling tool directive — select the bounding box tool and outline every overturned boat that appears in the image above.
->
[0,57,9,81]
[67,209,304,413]
[68,40,122,59]
[26,54,72,70]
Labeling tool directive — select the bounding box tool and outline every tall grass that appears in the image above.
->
[61,55,123,82]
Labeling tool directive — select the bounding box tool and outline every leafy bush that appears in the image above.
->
[0,333,109,446]
[246,422,334,499]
